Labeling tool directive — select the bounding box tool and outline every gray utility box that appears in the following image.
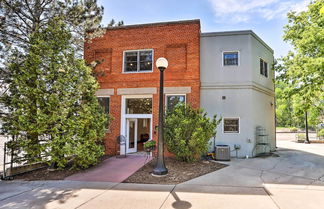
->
[215,145,230,161]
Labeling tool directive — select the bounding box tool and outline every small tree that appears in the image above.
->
[0,17,109,169]
[164,104,221,162]
[276,0,324,141]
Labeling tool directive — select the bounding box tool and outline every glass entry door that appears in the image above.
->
[126,118,137,153]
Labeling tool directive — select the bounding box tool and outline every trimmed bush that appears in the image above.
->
[318,129,324,139]
[164,104,221,162]
[290,127,298,132]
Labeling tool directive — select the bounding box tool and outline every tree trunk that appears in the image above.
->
[305,111,310,144]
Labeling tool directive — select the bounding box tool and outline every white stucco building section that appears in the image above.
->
[200,30,275,158]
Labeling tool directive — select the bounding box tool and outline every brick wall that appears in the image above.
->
[85,20,201,155]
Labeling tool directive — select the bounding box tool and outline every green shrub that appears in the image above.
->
[297,133,306,140]
[144,140,156,149]
[164,104,221,162]
[318,129,324,138]
[290,127,298,132]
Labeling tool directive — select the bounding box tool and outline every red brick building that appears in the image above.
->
[84,20,201,155]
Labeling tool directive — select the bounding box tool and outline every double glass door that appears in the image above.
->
[126,118,151,153]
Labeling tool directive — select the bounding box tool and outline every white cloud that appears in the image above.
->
[207,0,309,23]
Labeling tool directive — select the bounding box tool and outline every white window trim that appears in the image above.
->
[259,57,268,78]
[122,49,154,73]
[222,51,240,67]
[223,117,240,134]
[165,94,186,111]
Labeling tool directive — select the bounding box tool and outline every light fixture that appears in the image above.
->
[156,57,168,69]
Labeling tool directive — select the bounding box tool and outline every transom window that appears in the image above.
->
[97,97,110,114]
[124,50,153,72]
[223,118,239,133]
[126,98,152,114]
[223,52,239,66]
[260,58,268,77]
[166,95,186,111]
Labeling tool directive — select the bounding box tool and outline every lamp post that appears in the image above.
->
[153,57,168,176]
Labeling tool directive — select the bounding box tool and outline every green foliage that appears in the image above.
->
[144,140,156,149]
[318,129,324,138]
[164,104,221,162]
[275,81,321,128]
[0,17,109,169]
[290,127,298,132]
[276,0,324,128]
[297,133,306,140]
[107,19,124,27]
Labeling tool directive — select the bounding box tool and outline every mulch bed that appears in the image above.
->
[123,157,227,184]
[13,167,78,181]
[13,155,110,181]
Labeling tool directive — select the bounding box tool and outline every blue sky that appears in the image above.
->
[98,0,309,58]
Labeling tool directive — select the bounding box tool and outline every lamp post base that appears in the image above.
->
[152,167,168,176]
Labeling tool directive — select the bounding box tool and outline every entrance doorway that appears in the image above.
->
[126,118,151,153]
[121,95,153,154]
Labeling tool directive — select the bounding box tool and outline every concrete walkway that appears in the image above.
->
[65,154,151,182]
[1,138,324,209]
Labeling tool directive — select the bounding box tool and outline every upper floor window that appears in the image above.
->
[124,50,153,73]
[166,95,186,112]
[223,51,239,66]
[260,59,268,77]
[98,97,110,114]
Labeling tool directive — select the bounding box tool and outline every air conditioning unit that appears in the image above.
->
[215,145,230,161]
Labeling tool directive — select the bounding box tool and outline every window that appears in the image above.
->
[223,52,239,66]
[124,50,153,72]
[260,59,268,77]
[223,118,239,133]
[98,97,110,114]
[126,98,152,114]
[166,95,186,111]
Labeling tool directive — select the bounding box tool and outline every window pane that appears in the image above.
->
[224,119,239,133]
[140,62,152,71]
[98,97,109,114]
[167,95,186,111]
[126,98,152,114]
[139,51,152,71]
[125,52,138,72]
[260,59,264,75]
[264,62,268,77]
[224,52,238,66]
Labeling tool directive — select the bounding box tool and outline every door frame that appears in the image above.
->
[126,118,138,153]
[120,95,153,154]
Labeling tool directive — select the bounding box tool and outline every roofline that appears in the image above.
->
[94,19,200,32]
[201,30,274,54]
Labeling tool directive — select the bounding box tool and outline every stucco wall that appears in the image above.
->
[250,35,274,91]
[201,88,255,157]
[200,34,252,85]
[200,31,275,158]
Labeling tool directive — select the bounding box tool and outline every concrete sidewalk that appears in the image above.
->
[0,181,279,209]
[1,140,324,209]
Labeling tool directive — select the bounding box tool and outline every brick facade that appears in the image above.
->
[84,20,201,155]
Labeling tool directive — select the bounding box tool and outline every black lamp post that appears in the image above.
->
[153,57,168,176]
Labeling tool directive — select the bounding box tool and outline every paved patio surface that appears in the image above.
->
[65,154,151,182]
[1,134,324,209]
